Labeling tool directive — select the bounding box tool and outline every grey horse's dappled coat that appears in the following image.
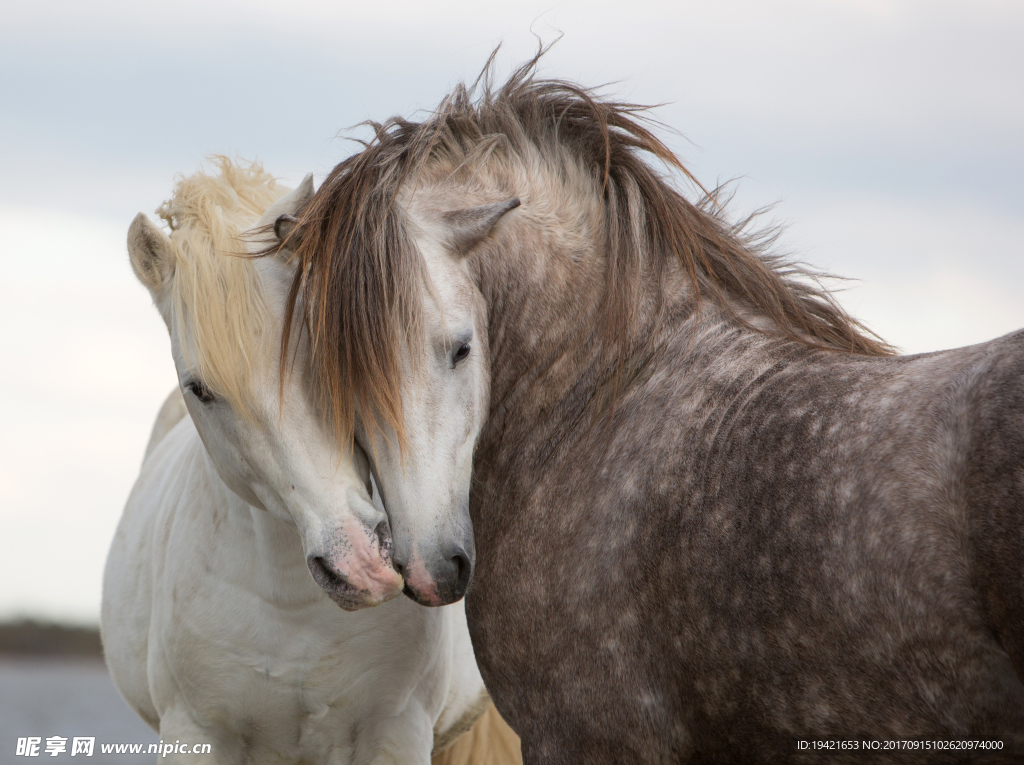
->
[285,52,1024,763]
[473,317,1024,763]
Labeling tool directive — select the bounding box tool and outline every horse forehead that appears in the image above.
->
[417,234,474,319]
[251,254,292,305]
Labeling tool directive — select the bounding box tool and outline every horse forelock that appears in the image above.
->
[290,47,894,447]
[158,156,285,419]
[282,139,427,450]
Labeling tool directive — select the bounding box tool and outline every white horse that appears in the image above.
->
[102,159,501,764]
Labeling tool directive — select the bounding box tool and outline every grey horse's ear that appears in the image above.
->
[270,173,314,252]
[127,213,176,295]
[274,214,303,248]
[442,198,520,256]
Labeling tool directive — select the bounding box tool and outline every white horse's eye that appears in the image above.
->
[452,343,471,366]
[186,380,216,404]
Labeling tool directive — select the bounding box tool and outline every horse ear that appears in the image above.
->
[274,213,303,251]
[441,197,520,256]
[127,213,175,295]
[293,173,314,203]
[256,173,314,254]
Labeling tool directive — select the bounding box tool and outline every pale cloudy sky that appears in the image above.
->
[1,0,1022,623]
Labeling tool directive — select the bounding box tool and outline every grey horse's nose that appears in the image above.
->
[430,541,474,604]
[397,542,474,607]
[447,546,472,601]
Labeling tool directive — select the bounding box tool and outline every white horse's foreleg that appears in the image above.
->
[352,703,434,765]
[156,708,236,765]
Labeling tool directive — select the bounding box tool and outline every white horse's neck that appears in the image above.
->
[156,417,325,613]
[242,501,325,608]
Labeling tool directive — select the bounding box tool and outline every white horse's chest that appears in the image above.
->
[110,428,468,764]
[156,579,443,760]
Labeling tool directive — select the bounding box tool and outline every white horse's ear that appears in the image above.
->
[127,213,175,295]
[293,173,314,204]
[442,198,520,256]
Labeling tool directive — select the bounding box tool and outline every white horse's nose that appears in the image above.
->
[305,511,403,610]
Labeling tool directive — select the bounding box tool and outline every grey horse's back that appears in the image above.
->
[959,329,1024,687]
[667,333,1024,756]
[664,331,1024,758]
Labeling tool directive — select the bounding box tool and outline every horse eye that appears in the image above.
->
[452,343,471,366]
[186,380,216,404]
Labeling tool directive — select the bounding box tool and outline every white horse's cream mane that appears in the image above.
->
[156,157,284,416]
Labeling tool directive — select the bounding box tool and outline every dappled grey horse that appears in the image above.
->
[276,54,1024,763]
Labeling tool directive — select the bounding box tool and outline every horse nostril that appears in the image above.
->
[373,519,393,562]
[309,556,343,588]
[451,548,472,599]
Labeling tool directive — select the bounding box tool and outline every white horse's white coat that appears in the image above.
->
[104,399,487,764]
[102,163,488,764]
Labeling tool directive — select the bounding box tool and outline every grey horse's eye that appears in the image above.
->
[185,380,216,404]
[452,343,471,366]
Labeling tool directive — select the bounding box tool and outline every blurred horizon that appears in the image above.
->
[1,0,1022,625]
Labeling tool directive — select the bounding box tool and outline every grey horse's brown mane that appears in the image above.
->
[284,48,893,446]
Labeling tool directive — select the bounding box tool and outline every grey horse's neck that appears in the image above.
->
[473,235,785,466]
[472,239,635,448]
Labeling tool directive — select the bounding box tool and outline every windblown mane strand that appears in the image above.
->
[157,156,284,418]
[287,52,892,447]
[282,132,430,449]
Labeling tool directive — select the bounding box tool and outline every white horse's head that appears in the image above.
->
[280,180,517,607]
[127,160,403,610]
